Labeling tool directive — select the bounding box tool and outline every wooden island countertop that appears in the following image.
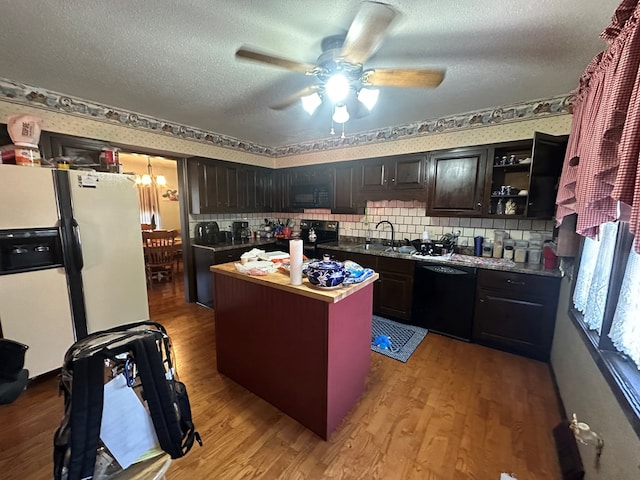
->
[210,262,378,440]
[209,262,378,302]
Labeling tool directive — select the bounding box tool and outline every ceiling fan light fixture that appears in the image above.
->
[357,87,379,110]
[332,104,350,124]
[325,73,350,103]
[301,92,322,115]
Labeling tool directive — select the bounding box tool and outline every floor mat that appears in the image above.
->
[371,315,428,363]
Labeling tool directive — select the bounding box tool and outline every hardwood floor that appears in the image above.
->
[0,277,563,479]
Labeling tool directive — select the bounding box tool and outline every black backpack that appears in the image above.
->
[53,321,202,480]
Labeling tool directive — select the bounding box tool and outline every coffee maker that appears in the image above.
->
[232,221,250,240]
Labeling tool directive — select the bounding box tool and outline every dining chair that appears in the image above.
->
[142,230,178,292]
[141,223,152,231]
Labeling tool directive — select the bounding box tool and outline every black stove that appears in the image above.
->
[299,219,339,259]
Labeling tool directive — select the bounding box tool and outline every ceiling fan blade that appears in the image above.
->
[236,46,316,74]
[361,68,446,88]
[340,1,399,65]
[270,85,320,110]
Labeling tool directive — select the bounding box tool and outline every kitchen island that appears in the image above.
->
[210,262,379,440]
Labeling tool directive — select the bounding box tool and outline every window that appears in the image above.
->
[570,221,640,433]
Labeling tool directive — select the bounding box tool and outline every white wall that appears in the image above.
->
[551,276,640,477]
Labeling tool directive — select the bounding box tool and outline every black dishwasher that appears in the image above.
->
[411,262,477,341]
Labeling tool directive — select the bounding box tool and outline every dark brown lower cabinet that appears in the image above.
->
[375,256,414,321]
[318,249,413,322]
[194,244,277,308]
[473,269,560,361]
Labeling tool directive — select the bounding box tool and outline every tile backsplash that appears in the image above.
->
[189,199,555,247]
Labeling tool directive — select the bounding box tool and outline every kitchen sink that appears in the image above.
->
[356,243,393,252]
[355,244,417,255]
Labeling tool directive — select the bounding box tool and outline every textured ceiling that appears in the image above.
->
[0,0,621,148]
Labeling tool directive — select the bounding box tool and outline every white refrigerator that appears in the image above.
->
[0,164,149,377]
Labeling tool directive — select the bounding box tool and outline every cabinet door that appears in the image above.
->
[194,247,216,308]
[273,169,293,212]
[359,158,388,192]
[237,167,249,211]
[391,155,425,190]
[188,158,244,213]
[527,132,567,218]
[474,289,554,361]
[426,147,487,216]
[377,271,413,321]
[376,256,414,321]
[332,163,363,214]
[256,168,273,211]
[187,157,217,214]
[216,163,239,211]
[472,270,560,361]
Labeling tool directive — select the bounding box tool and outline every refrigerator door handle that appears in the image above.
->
[71,219,84,271]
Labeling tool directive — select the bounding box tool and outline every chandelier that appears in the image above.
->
[135,157,166,188]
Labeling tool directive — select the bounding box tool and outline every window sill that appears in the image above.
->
[568,308,640,439]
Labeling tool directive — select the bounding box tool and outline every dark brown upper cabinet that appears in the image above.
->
[357,154,426,201]
[255,167,274,212]
[273,169,294,213]
[426,147,488,217]
[487,132,567,219]
[289,165,333,186]
[331,162,364,214]
[237,165,274,213]
[187,157,240,214]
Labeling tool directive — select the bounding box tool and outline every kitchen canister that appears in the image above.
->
[289,239,303,285]
[528,247,542,264]
[474,236,483,256]
[514,246,527,263]
[503,245,514,260]
[493,230,507,258]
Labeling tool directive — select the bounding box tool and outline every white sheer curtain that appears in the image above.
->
[609,246,640,369]
[573,221,619,334]
[573,236,601,313]
[137,184,161,228]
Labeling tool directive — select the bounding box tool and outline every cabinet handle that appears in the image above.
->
[506,279,525,286]
[476,202,482,207]
[391,177,395,183]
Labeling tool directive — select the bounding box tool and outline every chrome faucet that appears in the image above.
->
[375,220,395,251]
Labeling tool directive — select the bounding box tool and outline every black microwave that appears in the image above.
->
[291,183,332,209]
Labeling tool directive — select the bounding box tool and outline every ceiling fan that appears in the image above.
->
[235,1,446,115]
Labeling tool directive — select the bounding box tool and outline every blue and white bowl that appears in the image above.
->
[305,259,347,287]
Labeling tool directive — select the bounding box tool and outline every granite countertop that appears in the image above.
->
[210,261,379,303]
[192,238,277,252]
[320,242,562,278]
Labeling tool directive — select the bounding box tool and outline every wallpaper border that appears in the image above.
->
[0,77,573,158]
